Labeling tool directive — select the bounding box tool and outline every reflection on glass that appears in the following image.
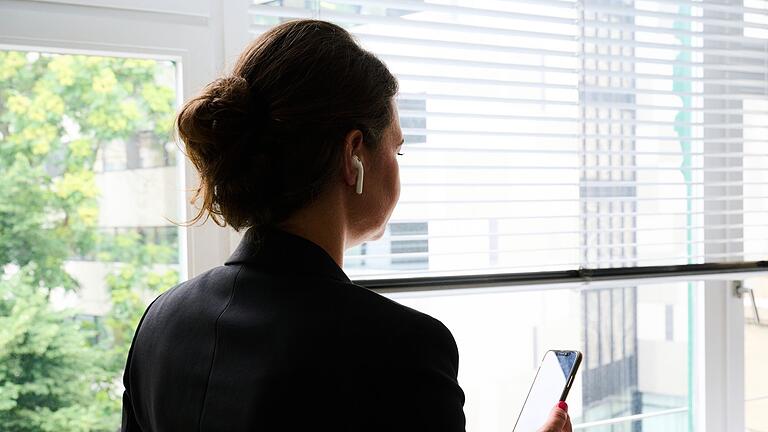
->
[388,281,693,432]
[0,50,180,428]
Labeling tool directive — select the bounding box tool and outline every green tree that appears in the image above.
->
[0,266,115,431]
[97,232,179,377]
[0,50,178,430]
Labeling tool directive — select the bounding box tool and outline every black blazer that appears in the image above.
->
[121,228,466,431]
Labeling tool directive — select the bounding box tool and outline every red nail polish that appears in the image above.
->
[557,401,568,412]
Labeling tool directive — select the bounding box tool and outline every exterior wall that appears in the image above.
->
[62,261,112,316]
[96,166,180,228]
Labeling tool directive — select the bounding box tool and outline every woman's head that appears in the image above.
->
[177,20,399,232]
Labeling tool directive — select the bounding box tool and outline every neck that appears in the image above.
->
[277,193,347,268]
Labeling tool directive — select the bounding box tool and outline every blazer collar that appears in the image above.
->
[225,227,351,284]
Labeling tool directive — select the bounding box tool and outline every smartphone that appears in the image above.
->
[512,350,582,432]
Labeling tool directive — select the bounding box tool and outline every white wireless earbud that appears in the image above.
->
[352,155,364,195]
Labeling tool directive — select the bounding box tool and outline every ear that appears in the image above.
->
[342,129,365,188]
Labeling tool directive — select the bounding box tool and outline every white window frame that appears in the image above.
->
[695,279,746,432]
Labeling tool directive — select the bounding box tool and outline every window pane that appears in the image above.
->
[0,50,181,427]
[246,1,768,278]
[386,281,695,432]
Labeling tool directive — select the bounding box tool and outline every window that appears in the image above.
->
[0,2,221,427]
[72,226,180,264]
[399,97,428,145]
[0,48,183,425]
[247,1,768,278]
[247,1,768,430]
[390,280,692,430]
[345,222,429,271]
[95,130,177,172]
[2,1,766,430]
[391,222,429,269]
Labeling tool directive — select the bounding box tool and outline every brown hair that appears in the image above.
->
[176,20,398,231]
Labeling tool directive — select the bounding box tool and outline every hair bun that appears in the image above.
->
[209,76,248,102]
[206,76,250,127]
[175,75,254,183]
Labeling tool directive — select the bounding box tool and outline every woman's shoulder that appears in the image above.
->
[341,280,435,320]
[343,282,458,351]
[141,263,457,355]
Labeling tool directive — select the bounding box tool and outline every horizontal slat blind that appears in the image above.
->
[249,0,768,278]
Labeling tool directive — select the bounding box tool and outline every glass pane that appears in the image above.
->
[386,281,695,431]
[0,50,181,428]
[314,0,768,279]
[744,275,768,431]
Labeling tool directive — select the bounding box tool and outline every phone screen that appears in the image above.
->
[513,350,581,432]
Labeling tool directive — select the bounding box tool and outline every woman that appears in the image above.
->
[121,19,571,432]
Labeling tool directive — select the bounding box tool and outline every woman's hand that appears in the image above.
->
[537,402,572,432]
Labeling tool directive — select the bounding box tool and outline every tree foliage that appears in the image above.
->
[0,267,116,431]
[0,50,179,430]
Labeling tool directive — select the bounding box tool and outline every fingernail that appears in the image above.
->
[557,401,568,412]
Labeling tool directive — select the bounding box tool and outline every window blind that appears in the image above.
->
[249,0,768,278]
